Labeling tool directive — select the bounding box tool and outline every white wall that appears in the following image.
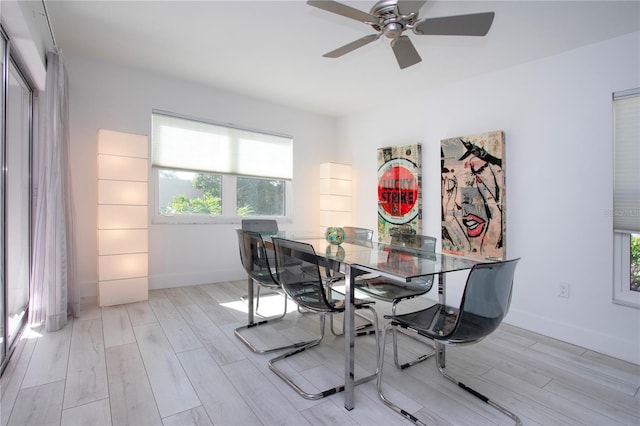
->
[64,55,335,294]
[336,32,640,364]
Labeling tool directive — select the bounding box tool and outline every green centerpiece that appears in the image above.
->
[324,227,345,245]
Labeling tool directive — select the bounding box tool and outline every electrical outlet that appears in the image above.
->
[559,282,570,298]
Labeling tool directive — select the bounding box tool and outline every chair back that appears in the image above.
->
[387,234,437,286]
[236,229,278,288]
[450,258,520,343]
[390,234,436,253]
[272,238,334,312]
[242,219,279,235]
[343,226,373,247]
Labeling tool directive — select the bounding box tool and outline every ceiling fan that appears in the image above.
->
[307,0,495,69]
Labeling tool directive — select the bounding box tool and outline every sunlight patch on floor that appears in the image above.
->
[20,325,43,340]
[220,292,298,317]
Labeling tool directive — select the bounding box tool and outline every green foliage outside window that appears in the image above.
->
[236,177,284,216]
[162,172,222,215]
[193,173,221,198]
[162,172,283,216]
[164,193,221,215]
[632,233,640,291]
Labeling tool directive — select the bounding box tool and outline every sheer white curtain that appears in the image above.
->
[29,51,78,331]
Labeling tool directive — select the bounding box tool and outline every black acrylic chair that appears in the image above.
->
[344,226,374,246]
[241,218,279,234]
[377,258,521,425]
[240,219,279,314]
[234,229,316,354]
[269,237,380,400]
[356,234,438,369]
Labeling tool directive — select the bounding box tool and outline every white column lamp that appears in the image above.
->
[97,129,149,306]
[319,162,351,229]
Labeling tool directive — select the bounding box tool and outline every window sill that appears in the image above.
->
[612,295,640,309]
[151,214,292,225]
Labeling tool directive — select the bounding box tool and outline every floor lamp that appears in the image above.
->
[97,129,149,306]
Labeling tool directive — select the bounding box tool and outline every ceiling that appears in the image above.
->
[44,0,640,117]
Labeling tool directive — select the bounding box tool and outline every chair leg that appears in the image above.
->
[255,285,261,312]
[270,307,380,400]
[297,304,317,315]
[435,350,522,426]
[390,303,435,369]
[330,311,376,337]
[377,323,522,426]
[241,280,287,320]
[392,328,436,369]
[235,284,315,354]
[377,323,427,425]
[327,286,374,336]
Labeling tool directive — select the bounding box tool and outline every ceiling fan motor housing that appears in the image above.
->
[384,22,403,38]
[370,0,419,39]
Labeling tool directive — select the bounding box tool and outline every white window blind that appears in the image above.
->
[152,112,293,180]
[613,89,640,233]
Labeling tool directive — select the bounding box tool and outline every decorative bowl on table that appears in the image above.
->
[324,227,345,245]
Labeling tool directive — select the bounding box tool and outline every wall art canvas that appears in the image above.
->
[441,131,506,260]
[377,144,422,243]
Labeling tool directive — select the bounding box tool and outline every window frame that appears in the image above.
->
[152,169,293,225]
[613,232,639,308]
[151,111,293,225]
[612,88,639,308]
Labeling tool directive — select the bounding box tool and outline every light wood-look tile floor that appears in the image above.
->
[1,280,639,425]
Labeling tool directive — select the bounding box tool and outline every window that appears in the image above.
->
[0,30,34,372]
[613,89,640,307]
[151,111,292,223]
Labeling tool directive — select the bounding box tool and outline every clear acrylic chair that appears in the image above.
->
[356,234,438,368]
[241,218,279,235]
[269,237,380,400]
[234,229,316,354]
[344,226,374,246]
[377,258,522,425]
[240,219,279,314]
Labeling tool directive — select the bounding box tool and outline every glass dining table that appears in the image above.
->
[256,232,482,411]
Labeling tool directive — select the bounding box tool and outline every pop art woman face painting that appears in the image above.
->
[441,133,505,259]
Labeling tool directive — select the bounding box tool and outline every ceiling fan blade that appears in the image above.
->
[307,0,376,24]
[323,34,381,58]
[391,35,422,69]
[396,1,426,17]
[413,12,495,36]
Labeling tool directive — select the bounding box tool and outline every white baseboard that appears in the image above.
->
[80,269,246,297]
[505,308,639,365]
[148,270,245,290]
[80,280,98,298]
